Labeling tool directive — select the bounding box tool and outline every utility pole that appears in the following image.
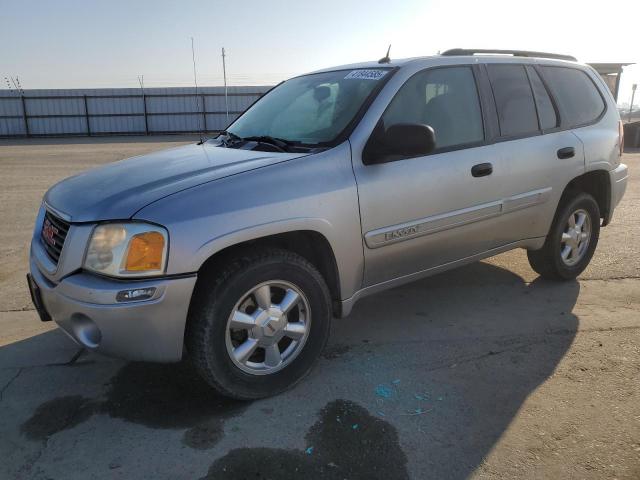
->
[222,47,229,122]
[138,75,149,135]
[10,76,24,94]
[629,83,637,123]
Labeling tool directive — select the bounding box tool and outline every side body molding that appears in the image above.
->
[365,187,552,249]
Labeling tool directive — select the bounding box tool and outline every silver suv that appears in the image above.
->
[28,49,628,398]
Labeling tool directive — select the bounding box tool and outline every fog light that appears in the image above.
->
[70,313,101,348]
[116,287,156,302]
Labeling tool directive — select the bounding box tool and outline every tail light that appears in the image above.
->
[618,120,624,157]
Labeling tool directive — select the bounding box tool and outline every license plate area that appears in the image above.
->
[26,274,52,322]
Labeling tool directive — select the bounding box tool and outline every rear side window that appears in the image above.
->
[541,67,605,127]
[487,65,539,137]
[527,67,558,130]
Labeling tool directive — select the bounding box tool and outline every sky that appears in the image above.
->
[1,0,639,106]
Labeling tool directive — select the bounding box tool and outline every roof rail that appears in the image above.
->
[441,48,577,62]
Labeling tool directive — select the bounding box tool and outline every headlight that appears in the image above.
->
[84,223,168,277]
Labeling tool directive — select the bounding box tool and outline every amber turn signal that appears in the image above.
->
[124,231,165,272]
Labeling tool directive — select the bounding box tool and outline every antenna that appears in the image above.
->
[378,44,391,64]
[222,47,229,123]
[190,37,204,144]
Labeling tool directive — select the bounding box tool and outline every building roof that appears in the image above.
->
[589,63,634,75]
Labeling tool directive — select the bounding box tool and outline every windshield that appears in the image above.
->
[227,68,391,145]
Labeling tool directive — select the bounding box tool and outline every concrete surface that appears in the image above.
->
[0,136,638,480]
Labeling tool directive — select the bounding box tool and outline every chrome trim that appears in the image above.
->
[40,209,71,265]
[502,187,552,213]
[364,187,552,249]
[43,201,72,222]
[365,201,502,249]
[33,234,60,276]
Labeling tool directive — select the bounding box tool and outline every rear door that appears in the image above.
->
[480,63,585,244]
[538,65,612,172]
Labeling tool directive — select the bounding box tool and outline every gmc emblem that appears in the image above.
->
[42,219,58,247]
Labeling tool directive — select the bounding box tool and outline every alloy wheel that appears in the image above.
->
[560,208,591,266]
[225,280,311,375]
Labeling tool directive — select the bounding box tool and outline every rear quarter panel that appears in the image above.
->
[567,67,621,173]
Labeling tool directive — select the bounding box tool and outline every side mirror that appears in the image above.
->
[363,122,436,165]
[383,123,436,158]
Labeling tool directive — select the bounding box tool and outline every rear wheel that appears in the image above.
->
[186,248,332,399]
[527,192,600,280]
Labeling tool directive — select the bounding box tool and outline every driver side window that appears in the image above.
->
[382,66,484,150]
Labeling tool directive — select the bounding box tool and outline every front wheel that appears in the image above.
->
[186,248,332,399]
[527,192,600,280]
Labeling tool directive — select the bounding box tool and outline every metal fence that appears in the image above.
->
[0,86,272,137]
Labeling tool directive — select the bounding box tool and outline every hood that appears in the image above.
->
[44,141,306,222]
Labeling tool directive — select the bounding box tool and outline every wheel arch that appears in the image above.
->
[561,169,611,225]
[193,228,343,317]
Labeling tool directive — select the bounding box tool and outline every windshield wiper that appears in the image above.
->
[218,131,313,152]
[241,135,293,152]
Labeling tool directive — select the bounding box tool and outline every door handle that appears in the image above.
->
[557,147,575,159]
[471,162,493,177]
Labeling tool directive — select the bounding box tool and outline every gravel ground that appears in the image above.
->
[0,137,638,480]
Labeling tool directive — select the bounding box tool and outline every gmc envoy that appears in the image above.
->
[28,49,628,398]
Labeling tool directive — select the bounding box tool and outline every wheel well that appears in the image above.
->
[562,170,610,224]
[196,231,342,316]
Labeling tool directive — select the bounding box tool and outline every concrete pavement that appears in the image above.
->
[0,137,638,479]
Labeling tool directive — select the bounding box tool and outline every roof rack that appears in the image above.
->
[441,49,577,62]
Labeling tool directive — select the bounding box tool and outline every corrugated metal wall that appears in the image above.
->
[0,86,271,137]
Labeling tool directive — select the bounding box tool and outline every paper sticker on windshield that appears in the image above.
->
[344,70,388,81]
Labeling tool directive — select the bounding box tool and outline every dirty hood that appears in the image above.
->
[44,141,306,222]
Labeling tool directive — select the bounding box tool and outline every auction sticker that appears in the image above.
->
[344,69,388,80]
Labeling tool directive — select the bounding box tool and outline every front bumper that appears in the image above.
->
[29,255,197,363]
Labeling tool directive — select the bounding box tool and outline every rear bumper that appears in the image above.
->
[605,163,628,224]
[29,256,197,362]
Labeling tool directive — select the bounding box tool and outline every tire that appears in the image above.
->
[527,192,600,280]
[186,248,332,400]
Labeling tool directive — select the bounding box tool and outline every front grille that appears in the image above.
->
[40,209,70,264]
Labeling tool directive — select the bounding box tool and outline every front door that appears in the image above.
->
[351,65,506,287]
